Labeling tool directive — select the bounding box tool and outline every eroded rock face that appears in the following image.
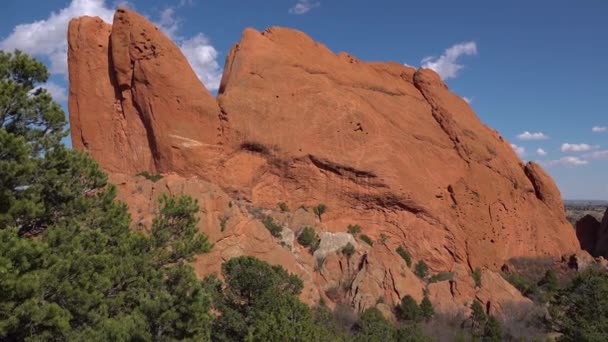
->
[68,9,223,176]
[68,9,580,318]
[576,214,601,255]
[593,208,608,257]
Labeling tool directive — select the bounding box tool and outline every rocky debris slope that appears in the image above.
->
[68,8,580,318]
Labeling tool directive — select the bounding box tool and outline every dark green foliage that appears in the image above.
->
[277,202,289,212]
[205,256,312,341]
[354,307,396,341]
[396,325,432,342]
[136,171,163,182]
[414,260,429,278]
[347,224,362,236]
[360,234,374,246]
[539,269,559,293]
[313,305,347,341]
[429,272,454,283]
[342,242,355,258]
[502,272,534,295]
[396,245,412,268]
[261,216,282,237]
[313,204,327,221]
[420,294,435,320]
[151,194,213,264]
[550,267,608,341]
[0,192,214,341]
[470,300,487,336]
[0,52,107,236]
[472,267,482,288]
[396,295,421,322]
[484,316,503,342]
[297,226,320,252]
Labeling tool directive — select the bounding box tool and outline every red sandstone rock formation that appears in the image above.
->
[67,8,580,318]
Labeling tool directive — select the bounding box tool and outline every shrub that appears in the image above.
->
[278,202,289,212]
[347,224,362,236]
[262,216,283,237]
[342,242,355,258]
[360,234,374,246]
[429,272,454,283]
[538,269,558,293]
[136,171,163,182]
[313,204,327,221]
[396,295,421,322]
[470,300,487,336]
[396,246,412,268]
[472,267,482,288]
[355,308,396,341]
[420,294,435,320]
[298,226,320,252]
[484,316,503,342]
[379,233,388,244]
[415,260,429,278]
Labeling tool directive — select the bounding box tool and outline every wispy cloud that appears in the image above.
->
[583,150,608,160]
[517,131,549,141]
[462,96,473,104]
[561,143,597,153]
[511,143,526,157]
[41,81,68,103]
[536,148,547,156]
[289,0,320,15]
[542,156,589,167]
[592,126,607,133]
[421,41,477,80]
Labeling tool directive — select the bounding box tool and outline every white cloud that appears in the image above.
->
[179,34,222,91]
[542,156,589,167]
[152,4,221,90]
[421,41,477,80]
[511,144,526,157]
[0,0,114,75]
[561,143,597,153]
[516,131,549,141]
[463,96,473,104]
[536,148,547,156]
[42,81,68,103]
[1,0,222,91]
[289,0,320,14]
[592,126,607,133]
[583,150,608,160]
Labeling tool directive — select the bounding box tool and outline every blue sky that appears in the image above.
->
[1,0,607,199]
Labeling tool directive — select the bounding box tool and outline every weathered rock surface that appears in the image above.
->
[593,208,608,257]
[68,9,223,176]
[576,214,601,255]
[68,8,581,318]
